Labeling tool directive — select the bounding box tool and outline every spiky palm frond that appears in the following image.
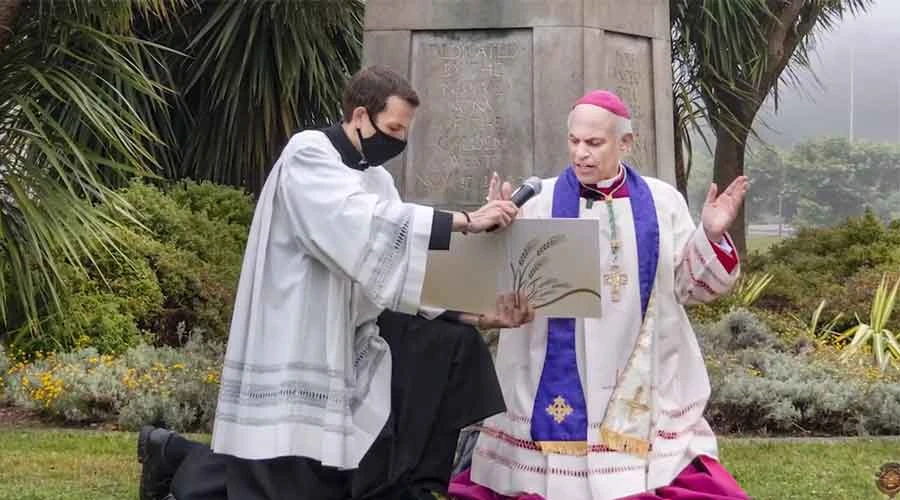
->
[670,0,875,169]
[782,0,875,90]
[670,0,770,154]
[0,0,178,330]
[159,0,364,193]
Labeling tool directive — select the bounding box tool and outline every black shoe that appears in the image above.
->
[137,426,177,500]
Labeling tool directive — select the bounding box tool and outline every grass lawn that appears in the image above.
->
[0,427,897,499]
[722,438,899,499]
[0,427,138,500]
[747,235,785,254]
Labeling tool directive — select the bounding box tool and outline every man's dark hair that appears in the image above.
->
[341,65,420,123]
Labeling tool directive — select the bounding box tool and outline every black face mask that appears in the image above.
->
[356,114,407,167]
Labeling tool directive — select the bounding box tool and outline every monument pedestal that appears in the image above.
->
[364,0,674,210]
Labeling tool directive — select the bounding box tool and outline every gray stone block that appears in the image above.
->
[604,32,657,176]
[406,29,533,209]
[365,0,583,31]
[363,0,675,208]
[584,0,669,40]
[533,27,584,179]
[362,30,412,186]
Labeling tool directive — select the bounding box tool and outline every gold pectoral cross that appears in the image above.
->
[604,264,628,302]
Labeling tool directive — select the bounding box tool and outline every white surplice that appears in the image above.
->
[211,130,433,469]
[471,175,740,500]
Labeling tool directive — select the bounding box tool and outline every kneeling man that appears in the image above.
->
[449,90,750,500]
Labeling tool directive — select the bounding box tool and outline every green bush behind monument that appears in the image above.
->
[3,181,253,354]
[2,183,900,436]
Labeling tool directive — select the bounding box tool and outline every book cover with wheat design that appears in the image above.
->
[421,218,603,318]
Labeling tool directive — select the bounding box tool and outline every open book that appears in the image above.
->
[422,218,603,318]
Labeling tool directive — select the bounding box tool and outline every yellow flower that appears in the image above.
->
[7,361,27,375]
[121,368,140,390]
[29,371,65,407]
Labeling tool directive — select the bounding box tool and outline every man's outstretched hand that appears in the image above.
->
[701,176,748,242]
[466,199,518,233]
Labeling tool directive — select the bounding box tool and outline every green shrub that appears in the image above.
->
[716,308,779,351]
[2,337,223,432]
[686,300,735,326]
[116,338,223,432]
[3,180,252,354]
[118,181,250,272]
[686,271,777,326]
[6,229,163,354]
[700,309,900,436]
[753,211,900,279]
[0,344,8,398]
[858,383,900,435]
[827,265,900,330]
[706,346,900,436]
[752,308,808,345]
[741,212,900,336]
[708,348,864,435]
[166,180,254,229]
[696,308,778,354]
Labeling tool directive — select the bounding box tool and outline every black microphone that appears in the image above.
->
[486,176,543,232]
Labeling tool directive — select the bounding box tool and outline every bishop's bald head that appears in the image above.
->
[567,90,634,185]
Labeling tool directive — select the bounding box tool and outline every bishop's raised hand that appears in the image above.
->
[701,176,748,242]
[486,171,514,202]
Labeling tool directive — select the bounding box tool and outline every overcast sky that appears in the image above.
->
[757,0,900,147]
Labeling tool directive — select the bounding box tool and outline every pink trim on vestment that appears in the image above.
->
[448,455,749,500]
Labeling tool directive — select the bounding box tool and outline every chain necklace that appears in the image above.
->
[581,165,629,302]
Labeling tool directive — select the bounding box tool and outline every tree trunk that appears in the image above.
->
[0,0,21,50]
[673,111,689,203]
[713,124,749,256]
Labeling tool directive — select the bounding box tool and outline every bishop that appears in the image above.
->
[449,90,750,500]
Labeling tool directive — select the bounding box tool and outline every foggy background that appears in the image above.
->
[757,1,900,146]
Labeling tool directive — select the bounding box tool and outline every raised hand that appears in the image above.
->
[701,176,749,242]
[486,171,514,202]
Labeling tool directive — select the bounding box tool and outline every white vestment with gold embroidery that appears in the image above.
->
[470,175,739,500]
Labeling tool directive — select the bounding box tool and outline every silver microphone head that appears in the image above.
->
[523,176,542,195]
[509,176,543,207]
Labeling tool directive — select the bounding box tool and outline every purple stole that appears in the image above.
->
[529,163,660,445]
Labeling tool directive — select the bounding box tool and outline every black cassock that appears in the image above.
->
[167,310,504,500]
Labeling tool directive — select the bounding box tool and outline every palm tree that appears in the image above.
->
[150,0,364,194]
[0,1,178,331]
[670,0,766,202]
[670,0,874,254]
[1,1,363,337]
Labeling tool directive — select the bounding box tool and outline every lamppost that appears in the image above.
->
[849,24,856,144]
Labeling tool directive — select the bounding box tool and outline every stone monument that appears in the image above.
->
[363,0,675,211]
